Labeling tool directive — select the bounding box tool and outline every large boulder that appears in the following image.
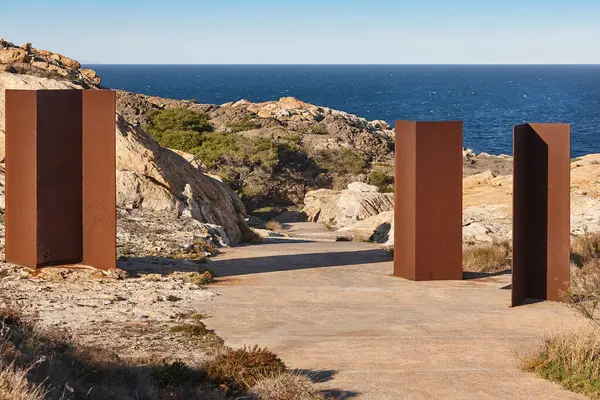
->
[0,72,248,243]
[302,183,394,229]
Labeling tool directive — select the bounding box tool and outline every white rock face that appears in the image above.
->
[303,183,394,229]
[0,72,247,243]
[356,159,600,250]
[347,182,378,193]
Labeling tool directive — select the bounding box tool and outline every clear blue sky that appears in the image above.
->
[2,0,599,64]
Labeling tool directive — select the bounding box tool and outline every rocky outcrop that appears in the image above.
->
[0,39,100,87]
[0,72,248,243]
[303,183,394,228]
[116,92,395,163]
[338,157,600,249]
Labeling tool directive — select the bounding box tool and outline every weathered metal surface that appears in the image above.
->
[394,121,463,280]
[82,91,116,270]
[512,123,570,306]
[5,89,116,270]
[36,91,83,265]
[5,90,38,268]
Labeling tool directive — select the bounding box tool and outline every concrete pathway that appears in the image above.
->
[202,235,587,399]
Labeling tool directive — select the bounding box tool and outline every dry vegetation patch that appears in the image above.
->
[265,220,283,232]
[525,232,600,399]
[0,308,328,400]
[250,372,327,400]
[204,346,286,393]
[462,240,511,273]
[523,327,600,399]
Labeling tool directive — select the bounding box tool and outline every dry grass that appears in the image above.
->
[523,327,600,399]
[250,372,327,400]
[526,232,600,398]
[0,307,225,399]
[568,232,600,324]
[0,363,45,400]
[462,241,511,273]
[204,346,286,393]
[170,270,215,285]
[571,232,600,268]
[0,306,329,399]
[265,220,283,232]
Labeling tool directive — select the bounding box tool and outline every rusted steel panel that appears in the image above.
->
[82,90,116,270]
[5,90,38,268]
[5,89,116,270]
[35,90,83,266]
[394,121,463,281]
[512,123,570,306]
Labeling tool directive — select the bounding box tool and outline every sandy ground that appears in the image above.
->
[200,224,588,400]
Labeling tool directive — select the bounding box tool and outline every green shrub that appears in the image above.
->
[227,116,259,133]
[368,170,393,192]
[313,148,366,175]
[204,346,286,392]
[147,107,212,134]
[191,132,278,169]
[157,130,203,150]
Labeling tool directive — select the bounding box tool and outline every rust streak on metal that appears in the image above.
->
[512,123,570,306]
[394,121,463,281]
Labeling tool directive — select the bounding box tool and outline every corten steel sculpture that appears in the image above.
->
[5,90,116,270]
[394,121,463,280]
[512,123,570,306]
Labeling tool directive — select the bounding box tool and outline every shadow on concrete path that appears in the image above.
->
[294,369,360,399]
[210,249,393,277]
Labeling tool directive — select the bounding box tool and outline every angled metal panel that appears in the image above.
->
[512,123,570,306]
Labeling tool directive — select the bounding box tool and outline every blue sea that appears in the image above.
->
[88,65,600,157]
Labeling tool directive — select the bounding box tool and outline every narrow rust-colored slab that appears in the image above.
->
[82,91,116,270]
[512,123,570,306]
[5,90,38,268]
[394,121,463,280]
[36,91,83,266]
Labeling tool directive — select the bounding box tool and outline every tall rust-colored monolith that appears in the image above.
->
[5,89,116,270]
[512,123,570,306]
[394,121,463,280]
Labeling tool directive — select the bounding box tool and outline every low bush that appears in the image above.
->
[571,232,600,268]
[146,107,212,134]
[312,148,367,175]
[523,327,600,399]
[368,170,393,192]
[228,116,259,133]
[266,220,283,232]
[250,372,327,400]
[204,346,286,392]
[462,241,511,273]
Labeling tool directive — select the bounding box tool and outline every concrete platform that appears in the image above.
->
[202,239,587,400]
